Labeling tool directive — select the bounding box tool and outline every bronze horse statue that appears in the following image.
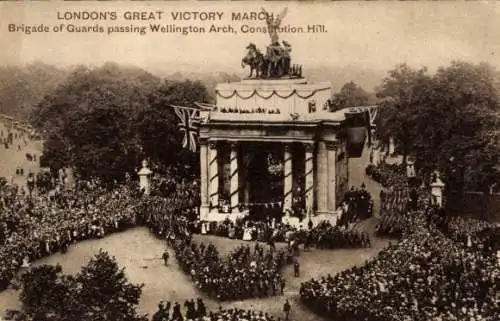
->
[242,42,294,78]
[241,43,266,78]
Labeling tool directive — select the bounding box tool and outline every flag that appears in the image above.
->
[172,106,200,153]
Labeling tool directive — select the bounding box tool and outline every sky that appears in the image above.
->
[0,1,499,75]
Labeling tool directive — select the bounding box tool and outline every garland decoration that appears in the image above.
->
[216,87,331,100]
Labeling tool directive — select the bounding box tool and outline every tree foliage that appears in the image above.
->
[376,62,500,192]
[7,250,147,321]
[330,81,372,109]
[137,79,212,177]
[0,62,69,120]
[31,63,210,183]
[375,64,432,161]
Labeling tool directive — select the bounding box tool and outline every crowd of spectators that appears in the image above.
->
[152,298,280,321]
[300,217,500,321]
[197,219,371,250]
[0,177,197,291]
[1,174,296,303]
[4,132,498,321]
[301,175,500,321]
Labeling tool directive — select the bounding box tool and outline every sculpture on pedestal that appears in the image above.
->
[430,170,445,207]
[241,7,302,79]
[138,159,152,195]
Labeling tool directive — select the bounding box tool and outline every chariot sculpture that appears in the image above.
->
[241,8,302,79]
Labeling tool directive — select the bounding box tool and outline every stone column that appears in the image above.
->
[283,144,293,214]
[230,142,239,212]
[316,141,328,214]
[326,141,337,212]
[199,138,209,218]
[208,140,219,210]
[304,142,315,215]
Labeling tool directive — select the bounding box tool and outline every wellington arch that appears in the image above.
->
[196,38,376,225]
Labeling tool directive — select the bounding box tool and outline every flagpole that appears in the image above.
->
[169,105,201,111]
[194,102,217,110]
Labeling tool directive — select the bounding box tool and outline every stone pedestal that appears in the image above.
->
[430,171,445,207]
[137,160,152,195]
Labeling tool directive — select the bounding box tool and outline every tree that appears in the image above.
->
[32,63,161,183]
[0,62,69,120]
[330,81,371,109]
[74,251,146,321]
[375,64,432,163]
[7,264,72,321]
[375,62,500,194]
[414,61,500,194]
[7,251,147,321]
[137,79,212,177]
[32,64,213,183]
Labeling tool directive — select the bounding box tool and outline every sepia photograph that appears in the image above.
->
[0,1,499,321]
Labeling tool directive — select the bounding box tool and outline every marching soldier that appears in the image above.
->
[280,277,286,295]
[171,302,182,321]
[293,258,300,277]
[283,299,291,320]
[162,249,169,266]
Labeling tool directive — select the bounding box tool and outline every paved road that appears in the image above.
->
[0,121,43,189]
[348,146,383,217]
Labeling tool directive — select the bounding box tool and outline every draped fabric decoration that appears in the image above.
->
[171,105,200,153]
[215,87,331,100]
